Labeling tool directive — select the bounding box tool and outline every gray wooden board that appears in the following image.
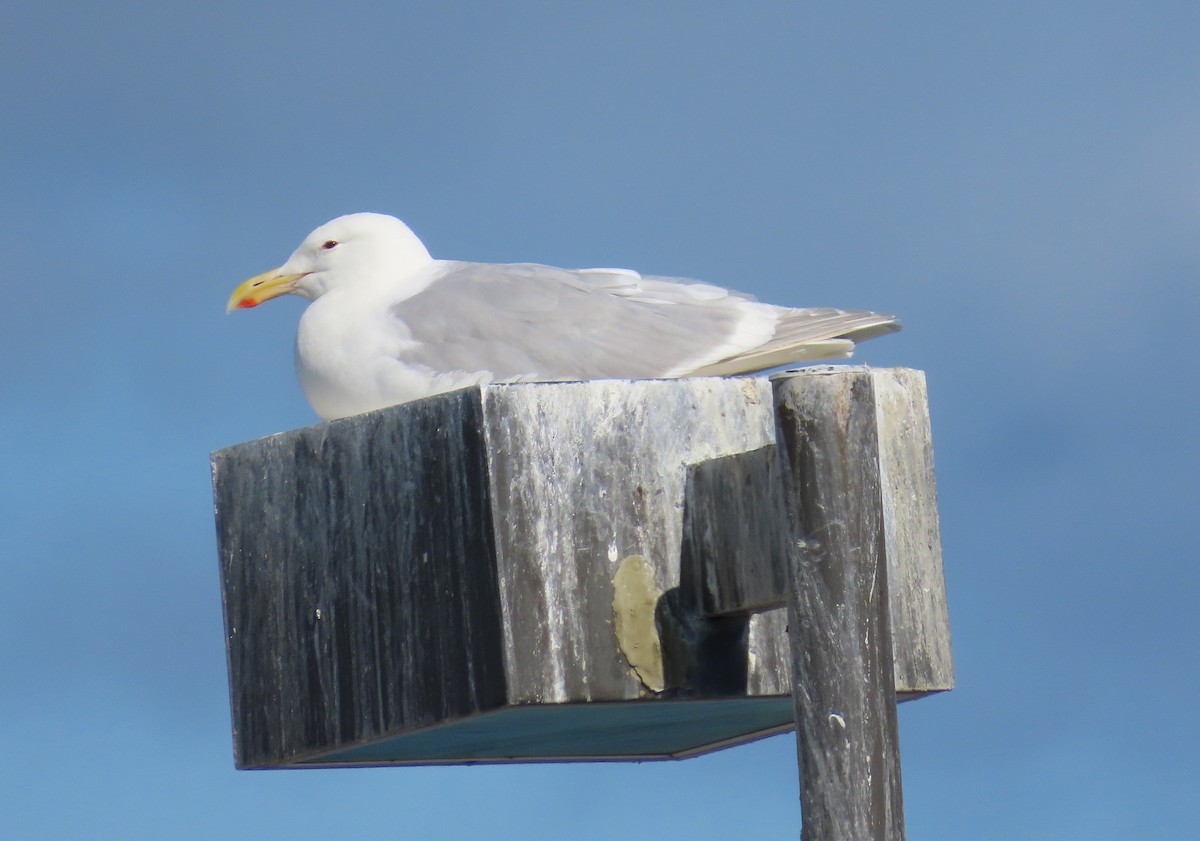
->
[213,391,509,768]
[774,370,906,840]
[478,378,780,705]
[872,369,954,694]
[681,446,789,615]
[212,371,951,768]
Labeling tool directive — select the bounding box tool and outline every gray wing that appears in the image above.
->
[390,261,898,380]
[390,262,750,379]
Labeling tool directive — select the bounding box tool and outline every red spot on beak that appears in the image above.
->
[236,298,259,309]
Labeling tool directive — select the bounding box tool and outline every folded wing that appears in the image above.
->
[390,262,898,381]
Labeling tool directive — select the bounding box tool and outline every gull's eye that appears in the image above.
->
[321,240,339,250]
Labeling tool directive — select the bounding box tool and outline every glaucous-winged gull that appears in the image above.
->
[227,213,899,421]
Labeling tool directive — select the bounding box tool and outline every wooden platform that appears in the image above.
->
[211,369,951,771]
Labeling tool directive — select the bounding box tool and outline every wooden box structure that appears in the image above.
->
[213,368,951,777]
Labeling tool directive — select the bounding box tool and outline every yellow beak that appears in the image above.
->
[226,269,306,312]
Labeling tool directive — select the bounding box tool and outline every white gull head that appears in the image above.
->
[277,213,434,301]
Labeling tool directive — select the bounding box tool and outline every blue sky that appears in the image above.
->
[2,2,1197,838]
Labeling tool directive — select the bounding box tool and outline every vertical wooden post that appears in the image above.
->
[773,370,906,840]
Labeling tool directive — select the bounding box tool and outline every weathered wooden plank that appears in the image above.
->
[872,369,953,694]
[478,378,778,705]
[212,390,509,769]
[774,370,906,841]
[680,446,788,615]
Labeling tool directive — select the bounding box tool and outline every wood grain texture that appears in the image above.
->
[774,369,906,841]
[680,446,788,616]
[683,368,953,700]
[871,369,954,694]
[213,379,795,767]
[479,378,778,705]
[211,370,950,770]
[213,390,508,769]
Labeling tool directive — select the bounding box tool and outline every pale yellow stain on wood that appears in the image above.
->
[612,554,665,693]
